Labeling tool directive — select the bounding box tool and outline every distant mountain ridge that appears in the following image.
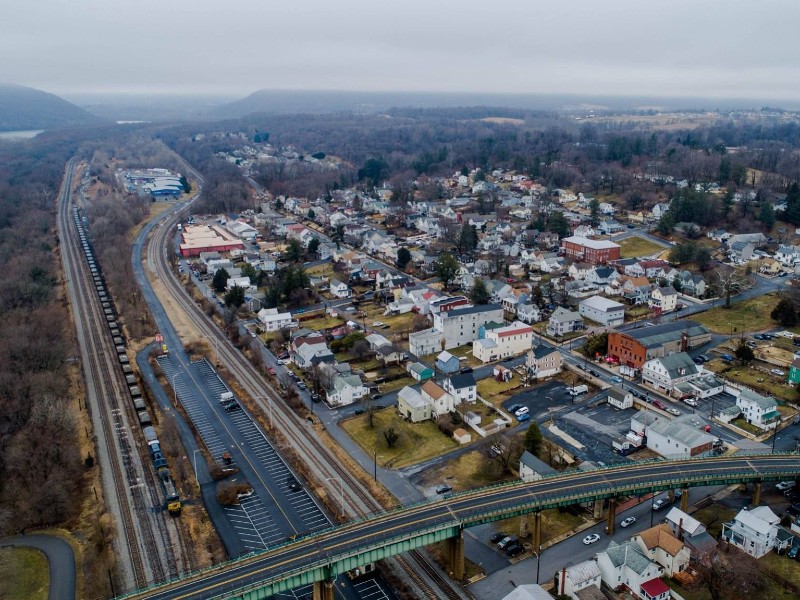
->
[211,89,792,118]
[0,83,101,131]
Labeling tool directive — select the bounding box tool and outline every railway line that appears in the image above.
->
[57,160,185,592]
[144,189,465,597]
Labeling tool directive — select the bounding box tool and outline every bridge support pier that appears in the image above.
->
[312,580,334,600]
[606,498,617,535]
[680,487,689,512]
[753,481,762,506]
[532,511,542,551]
[444,531,465,581]
[593,499,604,519]
[668,489,675,503]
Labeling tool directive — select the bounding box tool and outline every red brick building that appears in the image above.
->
[560,236,621,265]
[607,320,711,368]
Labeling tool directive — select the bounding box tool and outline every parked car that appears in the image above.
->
[371,393,382,400]
[286,476,301,491]
[497,535,518,549]
[683,398,698,407]
[788,546,799,559]
[620,516,636,528]
[354,409,365,416]
[652,498,668,511]
[506,543,524,557]
[582,534,600,545]
[435,484,453,494]
[507,404,523,414]
[611,376,623,383]
[372,321,385,327]
[699,354,711,362]
[276,359,285,365]
[460,367,474,374]
[776,481,796,491]
[652,399,666,410]
[515,406,530,417]
[666,407,682,416]
[224,401,241,412]
[771,369,786,376]
[490,532,506,544]
[517,413,531,422]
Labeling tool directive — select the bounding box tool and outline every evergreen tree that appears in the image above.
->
[212,268,230,293]
[757,202,775,230]
[524,422,543,456]
[396,247,412,270]
[224,284,246,309]
[470,278,491,305]
[771,298,798,326]
[307,237,320,256]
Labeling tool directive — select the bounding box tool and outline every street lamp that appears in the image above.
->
[171,373,181,404]
[193,449,203,488]
[255,395,273,428]
[533,545,542,584]
[373,451,385,482]
[325,477,344,519]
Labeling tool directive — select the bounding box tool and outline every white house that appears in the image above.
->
[736,388,780,430]
[517,303,542,324]
[408,328,444,357]
[722,506,781,558]
[554,561,602,600]
[420,380,456,417]
[645,414,715,459]
[578,296,625,327]
[649,286,678,314]
[596,540,669,600]
[519,450,558,482]
[607,389,633,410]
[432,304,505,350]
[330,278,351,299]
[633,524,691,577]
[473,321,534,363]
[227,276,255,292]
[546,307,584,337]
[642,352,700,396]
[326,374,368,407]
[444,372,477,404]
[257,307,294,332]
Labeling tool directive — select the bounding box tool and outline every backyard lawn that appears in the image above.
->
[617,236,665,259]
[704,359,797,403]
[0,546,49,600]
[477,376,520,401]
[341,408,458,469]
[694,294,780,334]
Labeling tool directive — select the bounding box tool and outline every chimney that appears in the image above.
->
[559,567,567,595]
[680,331,688,352]
[677,517,684,542]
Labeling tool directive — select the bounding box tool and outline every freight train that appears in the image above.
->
[74,206,181,516]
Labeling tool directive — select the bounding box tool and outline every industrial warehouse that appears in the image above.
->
[178,224,245,257]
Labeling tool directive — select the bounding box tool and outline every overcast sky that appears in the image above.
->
[3,0,800,101]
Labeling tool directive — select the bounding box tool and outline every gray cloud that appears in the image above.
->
[2,0,799,99]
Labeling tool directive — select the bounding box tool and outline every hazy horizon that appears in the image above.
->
[3,1,800,102]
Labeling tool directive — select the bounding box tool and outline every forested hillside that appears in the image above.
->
[0,83,100,131]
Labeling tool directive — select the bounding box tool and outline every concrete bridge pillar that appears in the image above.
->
[668,489,675,503]
[680,487,689,512]
[444,531,465,581]
[593,499,604,519]
[606,498,617,535]
[312,580,334,600]
[753,481,762,506]
[532,511,542,551]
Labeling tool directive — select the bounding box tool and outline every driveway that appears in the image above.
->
[0,534,75,600]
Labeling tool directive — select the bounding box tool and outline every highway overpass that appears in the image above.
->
[125,453,800,600]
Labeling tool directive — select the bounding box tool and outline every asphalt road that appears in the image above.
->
[0,534,76,600]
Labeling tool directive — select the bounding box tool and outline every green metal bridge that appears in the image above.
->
[127,452,800,600]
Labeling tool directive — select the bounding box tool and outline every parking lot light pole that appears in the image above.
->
[171,373,181,404]
[325,477,344,519]
[193,449,203,488]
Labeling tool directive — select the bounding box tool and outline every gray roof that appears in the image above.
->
[602,540,653,575]
[648,414,715,448]
[738,388,776,410]
[398,386,427,409]
[531,345,557,360]
[625,320,708,348]
[443,303,503,318]
[408,362,432,375]
[520,451,557,476]
[549,307,582,323]
[448,372,476,390]
[653,352,698,379]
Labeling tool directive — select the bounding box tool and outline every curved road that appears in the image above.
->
[132,452,800,599]
[0,534,76,600]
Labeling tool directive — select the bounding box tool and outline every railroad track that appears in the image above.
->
[146,187,468,599]
[57,160,181,591]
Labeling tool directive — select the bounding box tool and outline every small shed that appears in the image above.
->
[407,361,434,382]
[493,365,513,382]
[436,351,461,375]
[453,428,471,445]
